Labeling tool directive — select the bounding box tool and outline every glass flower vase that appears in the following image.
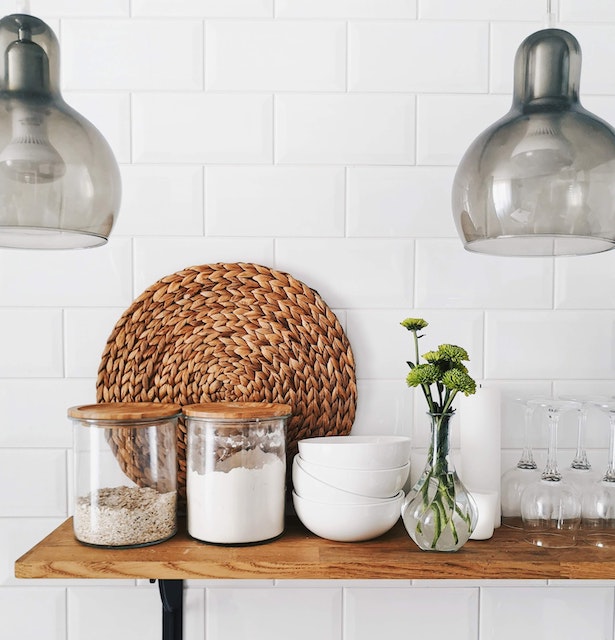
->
[402,411,477,551]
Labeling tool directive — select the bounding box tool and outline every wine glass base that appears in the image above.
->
[580,520,615,548]
[522,516,580,548]
[523,529,578,548]
[582,532,615,548]
[502,516,523,530]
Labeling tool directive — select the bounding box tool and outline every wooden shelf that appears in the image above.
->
[14,517,615,581]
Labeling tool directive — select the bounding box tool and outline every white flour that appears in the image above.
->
[187,448,285,544]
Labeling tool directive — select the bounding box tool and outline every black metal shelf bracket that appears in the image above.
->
[152,579,184,640]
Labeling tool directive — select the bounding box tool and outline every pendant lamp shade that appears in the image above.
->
[0,14,121,249]
[452,29,615,257]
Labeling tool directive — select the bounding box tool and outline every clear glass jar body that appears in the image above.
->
[185,402,289,544]
[70,402,180,548]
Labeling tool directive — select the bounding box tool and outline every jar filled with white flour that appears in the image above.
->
[70,402,180,548]
[184,402,290,544]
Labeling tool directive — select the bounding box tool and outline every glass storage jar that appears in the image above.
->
[70,402,180,548]
[184,401,290,544]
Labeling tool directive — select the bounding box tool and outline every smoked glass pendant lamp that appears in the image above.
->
[452,27,615,256]
[0,12,121,249]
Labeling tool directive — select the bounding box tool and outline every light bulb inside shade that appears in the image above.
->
[510,115,573,179]
[0,104,65,183]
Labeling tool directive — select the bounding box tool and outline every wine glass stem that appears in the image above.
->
[605,415,615,482]
[542,409,561,481]
[518,404,537,469]
[571,406,590,469]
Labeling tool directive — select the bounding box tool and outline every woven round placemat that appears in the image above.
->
[96,262,357,500]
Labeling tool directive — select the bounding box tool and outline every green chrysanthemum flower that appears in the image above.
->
[400,317,428,331]
[422,350,441,364]
[452,362,469,374]
[406,364,440,388]
[442,368,476,396]
[423,350,468,374]
[437,344,469,364]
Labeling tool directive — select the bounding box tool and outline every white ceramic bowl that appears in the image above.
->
[292,455,403,504]
[292,490,404,542]
[296,455,409,499]
[297,435,411,470]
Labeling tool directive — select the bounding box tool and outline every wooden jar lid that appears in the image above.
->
[183,402,292,420]
[68,402,181,422]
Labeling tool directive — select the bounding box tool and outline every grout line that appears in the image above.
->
[482,309,488,381]
[65,585,70,640]
[345,20,350,93]
[272,93,276,164]
[130,237,137,302]
[206,165,208,238]
[61,308,67,379]
[413,93,418,166]
[486,21,492,94]
[411,237,418,308]
[127,91,133,165]
[552,257,557,310]
[206,20,207,92]
[340,586,346,640]
[343,166,349,238]
[477,585,482,640]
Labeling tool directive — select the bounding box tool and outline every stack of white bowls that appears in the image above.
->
[292,435,411,542]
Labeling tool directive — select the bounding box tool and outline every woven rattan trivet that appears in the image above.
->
[96,262,357,500]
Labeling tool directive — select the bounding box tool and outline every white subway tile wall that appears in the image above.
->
[132,93,275,164]
[205,166,345,236]
[346,166,458,237]
[3,1,615,639]
[64,308,128,377]
[117,165,204,237]
[489,22,543,94]
[480,586,615,640]
[62,93,131,163]
[62,20,205,91]
[418,0,543,21]
[275,93,416,164]
[345,587,479,640]
[206,587,343,640]
[275,0,417,19]
[0,239,133,307]
[205,21,347,91]
[348,21,489,93]
[131,0,273,18]
[416,93,512,165]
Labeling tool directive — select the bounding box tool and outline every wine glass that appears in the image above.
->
[581,400,615,548]
[501,397,540,528]
[521,398,582,548]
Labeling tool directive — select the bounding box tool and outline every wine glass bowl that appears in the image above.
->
[501,396,540,528]
[581,481,615,548]
[521,477,582,548]
[501,465,540,527]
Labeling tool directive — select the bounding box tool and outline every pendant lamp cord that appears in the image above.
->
[13,0,31,14]
[545,0,557,28]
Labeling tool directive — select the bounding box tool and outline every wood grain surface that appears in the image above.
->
[14,517,615,581]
